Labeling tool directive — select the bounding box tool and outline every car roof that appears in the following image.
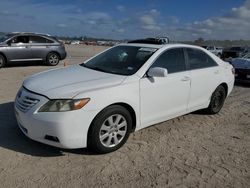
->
[119,43,205,50]
[9,32,52,37]
[9,32,51,37]
[6,32,60,42]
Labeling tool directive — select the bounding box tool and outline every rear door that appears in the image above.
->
[29,35,54,60]
[185,48,222,111]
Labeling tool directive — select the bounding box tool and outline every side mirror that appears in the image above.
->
[147,67,168,77]
[6,40,11,46]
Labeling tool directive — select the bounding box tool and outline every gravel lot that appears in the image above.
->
[0,45,249,188]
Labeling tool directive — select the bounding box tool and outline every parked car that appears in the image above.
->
[0,32,66,68]
[206,46,223,58]
[71,40,80,45]
[230,53,250,82]
[222,46,249,60]
[15,41,234,153]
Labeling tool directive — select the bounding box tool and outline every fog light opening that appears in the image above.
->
[44,135,60,142]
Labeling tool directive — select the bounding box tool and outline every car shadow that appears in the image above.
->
[235,81,250,88]
[4,61,46,68]
[0,102,95,157]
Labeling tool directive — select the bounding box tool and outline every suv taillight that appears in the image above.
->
[60,42,65,47]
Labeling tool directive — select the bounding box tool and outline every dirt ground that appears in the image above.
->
[0,45,249,188]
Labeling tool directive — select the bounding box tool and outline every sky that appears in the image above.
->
[0,0,250,40]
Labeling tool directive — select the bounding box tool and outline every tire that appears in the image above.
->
[0,54,6,68]
[46,52,60,66]
[205,85,226,114]
[88,105,132,154]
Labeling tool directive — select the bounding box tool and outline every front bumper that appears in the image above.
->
[14,87,97,149]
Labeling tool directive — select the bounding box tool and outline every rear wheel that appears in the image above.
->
[205,85,226,114]
[46,52,60,66]
[88,105,132,154]
[0,54,6,68]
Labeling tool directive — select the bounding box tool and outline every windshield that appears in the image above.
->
[243,53,250,59]
[81,46,157,75]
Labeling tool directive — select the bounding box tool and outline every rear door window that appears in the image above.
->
[29,36,53,43]
[186,48,218,70]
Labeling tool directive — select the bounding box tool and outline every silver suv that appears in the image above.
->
[0,32,67,68]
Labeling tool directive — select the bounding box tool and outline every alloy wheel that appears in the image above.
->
[48,54,59,65]
[99,114,127,148]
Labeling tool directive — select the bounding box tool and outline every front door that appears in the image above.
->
[6,35,32,61]
[140,48,191,128]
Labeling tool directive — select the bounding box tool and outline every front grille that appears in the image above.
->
[15,90,40,112]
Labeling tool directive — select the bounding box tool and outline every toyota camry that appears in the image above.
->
[15,41,235,153]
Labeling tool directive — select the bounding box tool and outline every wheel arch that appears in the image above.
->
[0,52,7,62]
[110,102,137,132]
[219,82,228,96]
[47,51,61,60]
[87,102,137,142]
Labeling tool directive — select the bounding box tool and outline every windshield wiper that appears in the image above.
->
[81,64,109,73]
[81,63,87,67]
[81,64,124,75]
[90,66,109,73]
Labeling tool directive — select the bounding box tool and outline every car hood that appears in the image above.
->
[23,65,127,99]
[231,58,250,69]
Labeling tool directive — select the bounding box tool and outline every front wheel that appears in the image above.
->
[46,52,60,66]
[88,105,132,154]
[205,85,226,114]
[0,54,6,68]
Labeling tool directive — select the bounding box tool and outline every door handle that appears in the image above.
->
[181,76,190,81]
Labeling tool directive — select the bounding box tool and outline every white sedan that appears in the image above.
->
[15,43,235,153]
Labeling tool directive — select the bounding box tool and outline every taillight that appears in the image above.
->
[231,67,235,75]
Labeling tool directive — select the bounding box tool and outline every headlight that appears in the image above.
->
[38,98,90,112]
